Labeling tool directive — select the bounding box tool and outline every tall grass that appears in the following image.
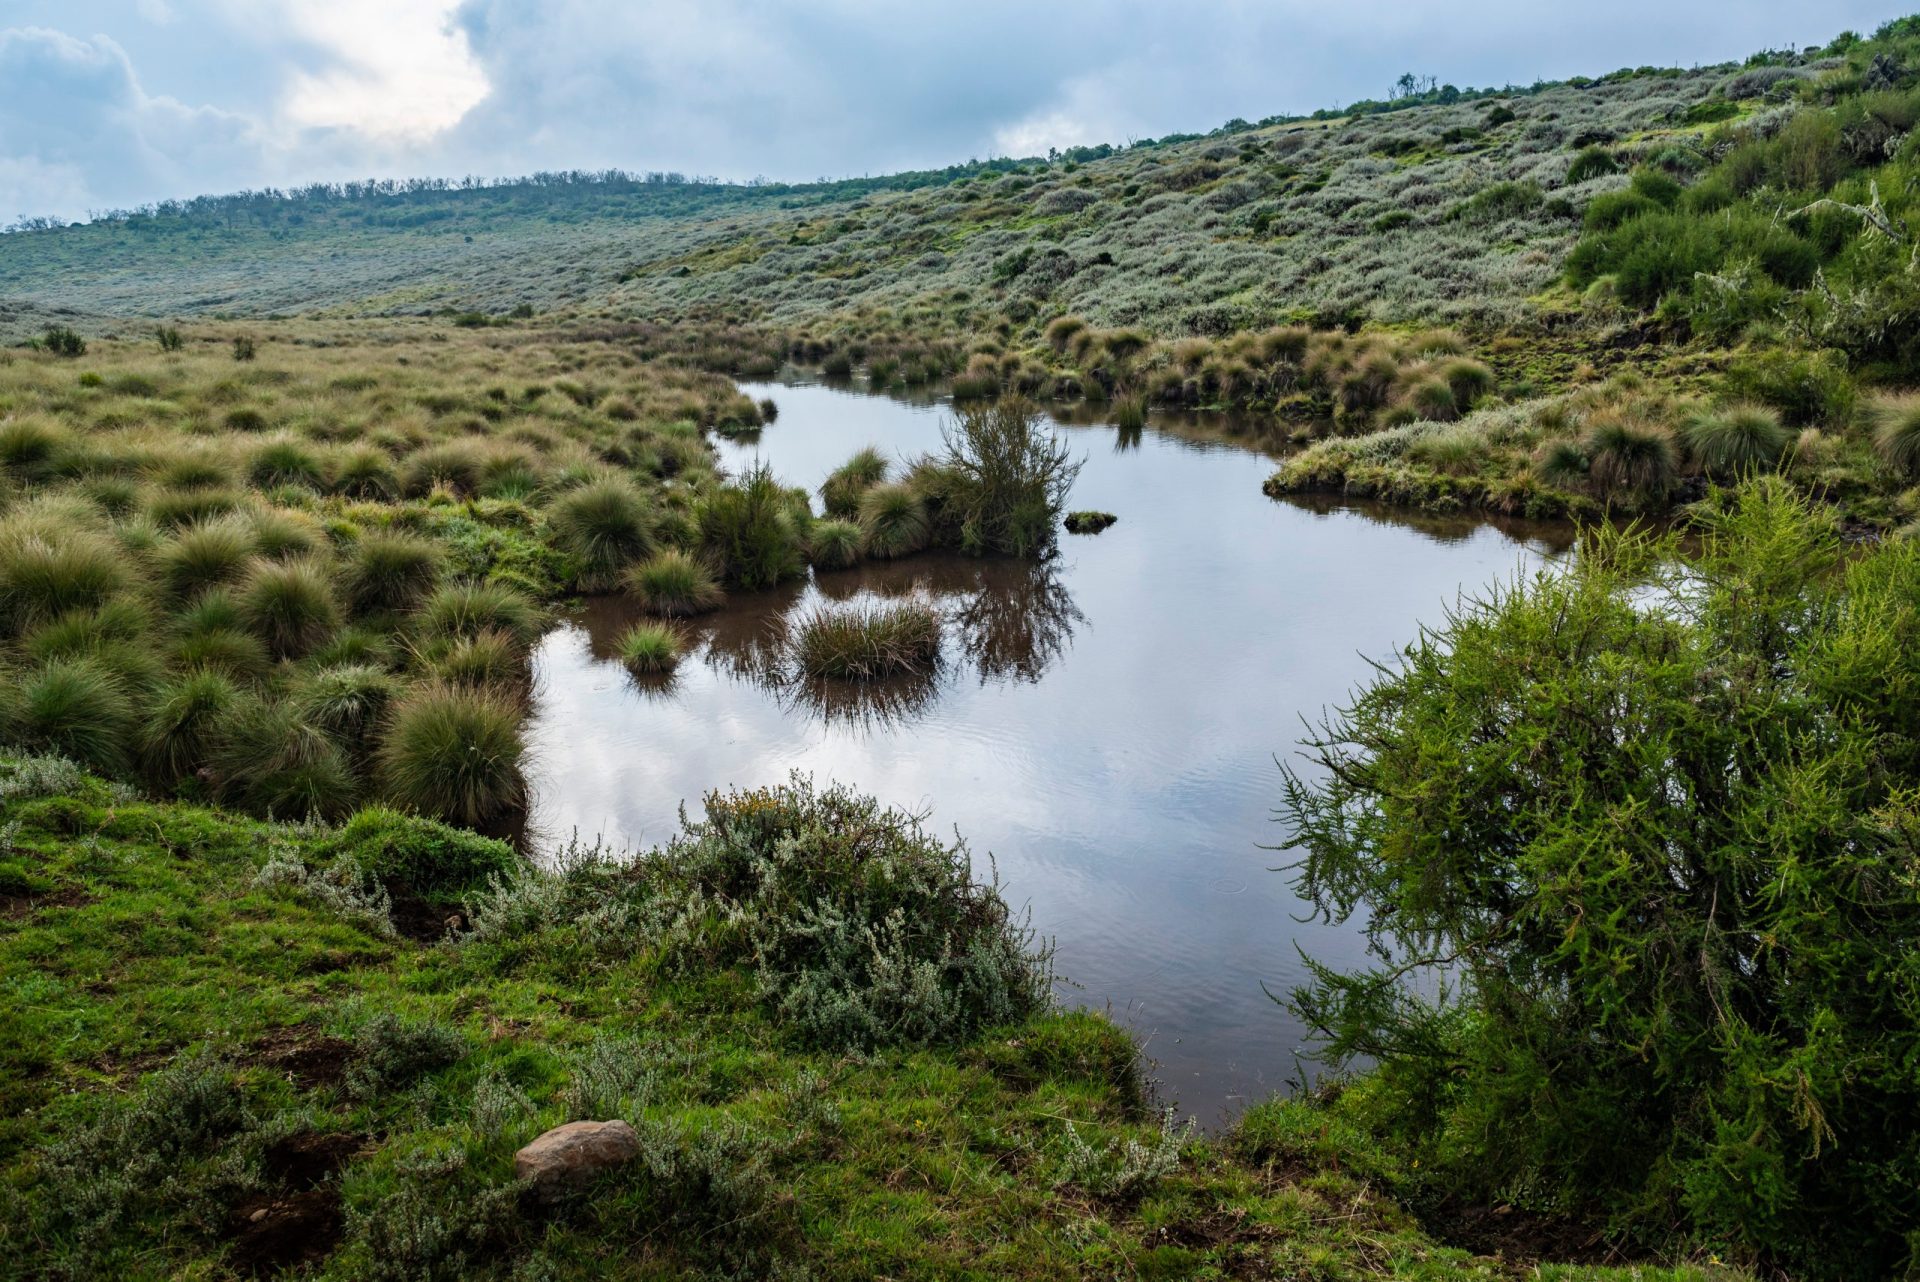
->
[0,525,131,639]
[414,582,544,649]
[857,484,931,560]
[141,669,240,786]
[1872,395,1920,479]
[238,558,340,658]
[807,519,863,571]
[625,549,725,616]
[378,685,528,827]
[343,533,445,613]
[548,477,654,592]
[1680,404,1790,479]
[616,622,685,675]
[159,519,255,600]
[9,658,136,775]
[1583,417,1678,505]
[821,448,889,518]
[792,600,942,679]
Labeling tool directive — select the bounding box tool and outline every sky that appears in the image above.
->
[0,1,1910,222]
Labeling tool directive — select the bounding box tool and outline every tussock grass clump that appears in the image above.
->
[807,518,863,570]
[1582,416,1677,505]
[238,558,340,658]
[857,484,931,560]
[9,658,137,775]
[0,417,74,482]
[211,695,356,819]
[378,684,527,827]
[423,630,524,691]
[625,549,725,616]
[294,664,401,757]
[332,445,399,499]
[793,600,941,680]
[140,668,241,786]
[820,447,889,518]
[548,477,654,591]
[159,519,255,599]
[1872,395,1920,480]
[1681,404,1790,479]
[249,438,327,490]
[1112,395,1147,432]
[414,582,544,650]
[343,532,445,613]
[248,508,324,561]
[0,525,130,639]
[616,622,685,674]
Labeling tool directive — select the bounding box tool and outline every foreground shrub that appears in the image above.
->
[378,685,527,828]
[319,806,516,904]
[792,600,941,679]
[1279,483,1920,1277]
[624,548,724,616]
[655,777,1051,1049]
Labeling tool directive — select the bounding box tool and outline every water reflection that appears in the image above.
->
[525,375,1570,1125]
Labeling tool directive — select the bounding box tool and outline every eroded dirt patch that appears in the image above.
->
[248,1026,354,1090]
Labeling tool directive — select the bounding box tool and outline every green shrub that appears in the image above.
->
[792,600,941,679]
[211,695,357,819]
[698,464,805,589]
[1278,483,1920,1276]
[625,549,725,616]
[1722,349,1858,427]
[1566,146,1621,182]
[0,526,129,639]
[321,805,516,903]
[653,777,1051,1049]
[238,558,340,658]
[155,325,183,352]
[1681,403,1791,478]
[231,336,256,362]
[857,483,932,559]
[159,519,255,600]
[927,398,1081,558]
[616,621,684,674]
[41,325,86,357]
[378,685,527,828]
[548,477,654,592]
[343,532,445,613]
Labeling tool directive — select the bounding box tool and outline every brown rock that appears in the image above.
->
[512,1120,640,1199]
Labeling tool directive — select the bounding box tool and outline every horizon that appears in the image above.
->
[2,1,1911,224]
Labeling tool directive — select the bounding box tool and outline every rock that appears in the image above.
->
[512,1120,640,1199]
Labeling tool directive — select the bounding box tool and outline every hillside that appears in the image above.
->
[0,61,1742,333]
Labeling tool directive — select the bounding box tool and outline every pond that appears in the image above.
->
[523,376,1573,1124]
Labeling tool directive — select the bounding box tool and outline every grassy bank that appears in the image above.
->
[0,753,1734,1280]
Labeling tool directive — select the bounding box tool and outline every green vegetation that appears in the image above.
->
[625,547,726,616]
[0,759,1689,1280]
[615,621,684,674]
[791,600,942,679]
[1279,484,1920,1276]
[1064,510,1118,533]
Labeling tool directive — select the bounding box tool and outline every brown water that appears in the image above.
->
[523,377,1573,1124]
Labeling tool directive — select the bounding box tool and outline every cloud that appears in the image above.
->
[0,26,257,219]
[0,1,1911,221]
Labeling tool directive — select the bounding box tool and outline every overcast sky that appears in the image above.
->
[0,1,1909,222]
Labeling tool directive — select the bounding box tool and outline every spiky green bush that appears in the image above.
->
[238,558,340,658]
[857,484,931,560]
[343,533,445,614]
[141,669,241,786]
[625,549,725,616]
[378,685,527,828]
[548,477,654,591]
[698,464,805,589]
[1680,404,1790,479]
[929,399,1081,557]
[159,519,255,600]
[1872,395,1920,480]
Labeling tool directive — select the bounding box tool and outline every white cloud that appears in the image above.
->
[277,0,489,142]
